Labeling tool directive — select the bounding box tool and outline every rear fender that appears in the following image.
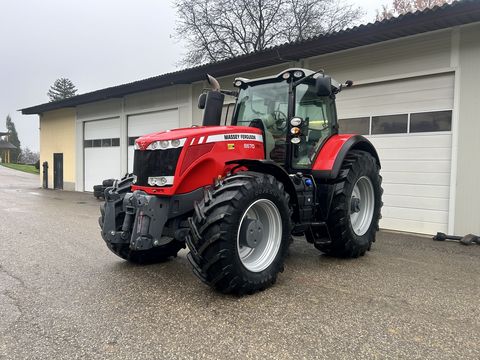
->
[312,135,380,180]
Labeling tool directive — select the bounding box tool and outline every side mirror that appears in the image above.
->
[198,93,207,109]
[315,76,332,97]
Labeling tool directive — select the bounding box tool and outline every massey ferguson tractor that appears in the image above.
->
[99,68,383,295]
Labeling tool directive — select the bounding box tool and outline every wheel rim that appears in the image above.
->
[350,176,375,236]
[237,199,282,272]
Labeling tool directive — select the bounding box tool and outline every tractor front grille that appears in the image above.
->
[133,148,182,187]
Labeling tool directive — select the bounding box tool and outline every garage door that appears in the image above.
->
[127,109,179,172]
[84,118,121,192]
[336,73,454,234]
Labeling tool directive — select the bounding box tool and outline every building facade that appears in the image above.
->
[21,1,480,236]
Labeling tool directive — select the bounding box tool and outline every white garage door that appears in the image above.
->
[336,73,454,234]
[84,118,121,192]
[127,109,179,172]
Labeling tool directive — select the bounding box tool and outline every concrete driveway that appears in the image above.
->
[0,165,479,359]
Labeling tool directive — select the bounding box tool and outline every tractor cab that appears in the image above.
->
[231,69,343,171]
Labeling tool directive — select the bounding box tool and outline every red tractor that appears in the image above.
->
[99,68,383,294]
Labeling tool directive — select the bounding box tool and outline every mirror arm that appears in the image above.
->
[292,69,325,88]
[202,88,238,98]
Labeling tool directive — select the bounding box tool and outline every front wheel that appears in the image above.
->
[186,172,292,295]
[313,150,383,258]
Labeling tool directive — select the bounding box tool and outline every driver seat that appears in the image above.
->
[248,119,275,160]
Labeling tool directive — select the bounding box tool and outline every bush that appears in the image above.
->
[35,160,40,170]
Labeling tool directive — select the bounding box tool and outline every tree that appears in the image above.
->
[5,115,21,162]
[47,78,78,102]
[174,0,364,66]
[18,147,40,165]
[376,0,452,21]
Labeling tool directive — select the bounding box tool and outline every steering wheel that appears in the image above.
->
[272,110,288,131]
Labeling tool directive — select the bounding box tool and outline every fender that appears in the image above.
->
[226,159,300,219]
[312,134,380,180]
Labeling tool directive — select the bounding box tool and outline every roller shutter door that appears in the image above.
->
[84,118,121,192]
[336,73,454,234]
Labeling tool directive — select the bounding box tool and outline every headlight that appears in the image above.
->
[282,72,291,79]
[147,176,173,186]
[146,138,186,150]
[293,70,304,78]
[160,140,169,149]
[290,117,302,126]
[291,137,301,144]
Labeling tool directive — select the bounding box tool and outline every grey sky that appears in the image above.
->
[0,0,385,151]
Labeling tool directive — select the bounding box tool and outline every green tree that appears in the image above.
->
[47,78,78,102]
[6,115,21,162]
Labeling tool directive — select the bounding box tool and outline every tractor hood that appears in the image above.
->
[134,126,263,150]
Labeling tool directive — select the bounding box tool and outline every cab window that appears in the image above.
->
[292,83,334,168]
[234,81,289,165]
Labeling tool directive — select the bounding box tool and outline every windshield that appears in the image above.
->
[234,81,289,164]
[292,83,334,169]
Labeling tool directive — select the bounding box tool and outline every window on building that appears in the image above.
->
[338,117,370,135]
[410,110,452,133]
[102,138,112,147]
[84,140,93,148]
[92,139,102,147]
[128,137,139,146]
[112,138,120,147]
[372,114,408,134]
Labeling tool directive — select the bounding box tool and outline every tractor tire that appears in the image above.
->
[314,150,383,258]
[93,184,105,199]
[102,178,115,187]
[99,175,183,264]
[186,172,292,295]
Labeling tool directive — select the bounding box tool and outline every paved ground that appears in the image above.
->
[0,165,479,360]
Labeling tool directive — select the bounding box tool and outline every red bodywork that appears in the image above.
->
[132,126,265,195]
[132,126,356,195]
[311,134,355,171]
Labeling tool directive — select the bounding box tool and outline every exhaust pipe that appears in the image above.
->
[207,74,220,91]
[202,74,224,127]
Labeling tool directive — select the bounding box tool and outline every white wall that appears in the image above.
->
[452,23,480,235]
[306,29,452,83]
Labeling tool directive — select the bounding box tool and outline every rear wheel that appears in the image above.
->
[99,175,183,264]
[186,172,292,295]
[314,150,383,257]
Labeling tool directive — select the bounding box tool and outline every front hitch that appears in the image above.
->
[101,189,173,251]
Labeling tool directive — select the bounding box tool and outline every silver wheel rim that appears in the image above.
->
[350,176,375,236]
[237,199,282,272]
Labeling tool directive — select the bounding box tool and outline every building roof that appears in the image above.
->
[21,0,480,115]
[0,139,16,150]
